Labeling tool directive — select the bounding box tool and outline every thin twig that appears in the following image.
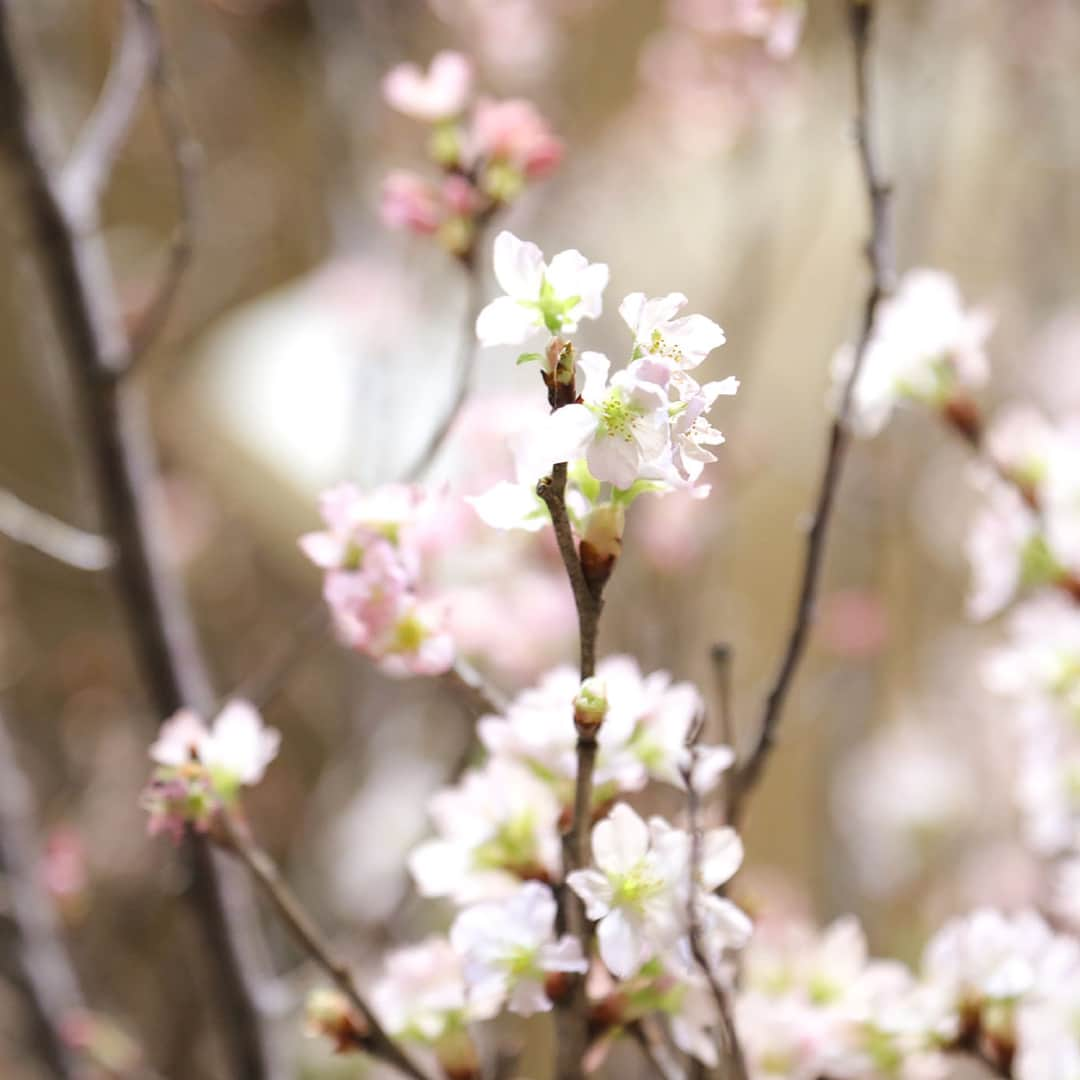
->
[0,708,85,1078]
[402,251,485,481]
[0,10,275,1077]
[682,745,748,1080]
[219,815,431,1080]
[628,1019,686,1080]
[730,0,894,826]
[536,461,606,1080]
[59,1,154,223]
[126,0,201,365]
[443,656,508,719]
[0,489,113,571]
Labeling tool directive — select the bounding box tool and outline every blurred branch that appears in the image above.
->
[0,8,277,1078]
[220,814,432,1080]
[0,488,113,571]
[127,0,201,365]
[59,1,154,223]
[0,708,84,1078]
[681,743,747,1080]
[628,1019,686,1080]
[730,0,894,826]
[402,249,485,482]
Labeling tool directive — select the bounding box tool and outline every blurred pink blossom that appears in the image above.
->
[471,98,564,179]
[380,171,442,236]
[382,51,473,122]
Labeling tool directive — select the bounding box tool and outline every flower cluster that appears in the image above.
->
[300,483,454,678]
[381,53,562,257]
[471,231,737,544]
[733,907,1080,1080]
[301,655,749,1073]
[141,701,280,840]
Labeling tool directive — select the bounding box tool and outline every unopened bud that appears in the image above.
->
[580,503,624,593]
[305,989,369,1055]
[542,338,577,408]
[574,677,608,736]
[942,394,982,449]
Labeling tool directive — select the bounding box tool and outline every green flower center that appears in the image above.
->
[522,276,582,335]
[596,390,641,443]
[611,859,665,909]
[474,813,540,875]
[391,612,428,654]
[649,329,684,366]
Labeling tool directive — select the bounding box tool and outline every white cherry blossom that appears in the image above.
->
[475,231,608,347]
[450,881,586,1016]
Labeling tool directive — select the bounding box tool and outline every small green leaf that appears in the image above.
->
[516,352,543,366]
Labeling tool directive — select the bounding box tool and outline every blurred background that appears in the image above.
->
[2,0,1080,1075]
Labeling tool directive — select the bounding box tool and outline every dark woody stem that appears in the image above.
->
[536,460,607,1080]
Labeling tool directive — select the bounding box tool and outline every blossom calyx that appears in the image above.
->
[580,503,624,594]
[574,677,609,737]
[304,989,370,1055]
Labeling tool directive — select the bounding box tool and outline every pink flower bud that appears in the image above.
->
[380,171,442,235]
[471,98,564,179]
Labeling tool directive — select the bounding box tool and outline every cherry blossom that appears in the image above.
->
[833,269,992,437]
[149,700,280,792]
[566,803,749,979]
[619,292,727,373]
[382,51,473,122]
[470,98,564,182]
[302,484,455,677]
[475,231,609,347]
[408,757,562,904]
[450,881,586,1016]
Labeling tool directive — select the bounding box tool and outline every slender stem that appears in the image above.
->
[683,747,747,1080]
[628,1018,686,1080]
[127,0,201,365]
[730,0,893,825]
[0,708,85,1078]
[0,10,275,1077]
[536,461,606,1080]
[219,815,431,1080]
[59,1,154,223]
[0,488,113,571]
[402,252,485,482]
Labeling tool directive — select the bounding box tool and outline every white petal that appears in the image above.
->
[149,710,208,767]
[700,827,744,890]
[566,869,614,920]
[510,405,596,484]
[466,482,548,532]
[507,978,551,1017]
[587,435,641,491]
[408,840,467,897]
[597,910,644,978]
[576,351,611,404]
[510,881,558,943]
[593,803,650,873]
[492,231,545,299]
[539,936,589,974]
[618,292,647,335]
[476,295,538,347]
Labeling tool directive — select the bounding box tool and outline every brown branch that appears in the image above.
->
[0,707,85,1078]
[126,0,201,365]
[0,488,113,571]
[729,0,894,826]
[536,461,607,1080]
[0,9,276,1078]
[682,746,747,1080]
[219,815,431,1080]
[402,250,485,482]
[59,1,154,223]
